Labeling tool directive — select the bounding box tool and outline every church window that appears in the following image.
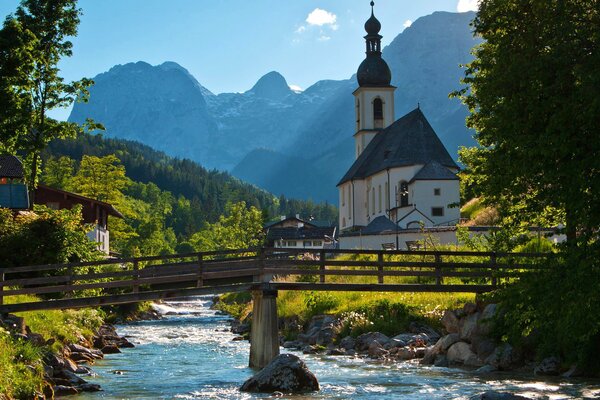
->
[398,181,409,207]
[385,182,390,210]
[371,188,375,215]
[373,98,383,127]
[378,185,382,213]
[342,186,346,206]
[434,188,441,196]
[432,207,444,217]
[342,217,346,228]
[348,187,352,219]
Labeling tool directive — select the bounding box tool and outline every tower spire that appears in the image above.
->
[356,1,391,87]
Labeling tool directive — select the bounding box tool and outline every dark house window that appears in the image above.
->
[434,188,441,196]
[398,181,409,207]
[432,207,444,217]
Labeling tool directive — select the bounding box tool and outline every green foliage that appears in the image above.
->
[454,0,599,243]
[72,154,131,205]
[0,0,102,188]
[42,155,74,189]
[303,291,340,317]
[0,328,45,399]
[0,204,100,268]
[190,201,264,251]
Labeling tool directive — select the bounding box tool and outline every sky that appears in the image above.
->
[0,0,478,119]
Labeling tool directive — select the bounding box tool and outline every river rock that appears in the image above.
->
[408,322,441,342]
[534,356,561,376]
[368,341,388,358]
[356,332,390,351]
[463,302,478,315]
[460,312,480,341]
[240,354,319,393]
[395,347,417,360]
[447,342,477,365]
[434,354,449,367]
[442,310,460,333]
[469,391,532,400]
[421,333,460,365]
[54,385,79,396]
[339,336,356,350]
[78,383,102,392]
[485,344,520,370]
[282,340,302,349]
[101,345,121,354]
[392,333,431,346]
[477,304,498,336]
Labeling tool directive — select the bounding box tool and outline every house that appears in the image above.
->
[35,184,123,254]
[0,155,123,254]
[337,4,461,249]
[0,155,29,210]
[264,215,337,250]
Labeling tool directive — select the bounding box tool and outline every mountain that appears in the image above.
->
[69,11,480,203]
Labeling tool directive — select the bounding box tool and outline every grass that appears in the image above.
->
[0,294,106,399]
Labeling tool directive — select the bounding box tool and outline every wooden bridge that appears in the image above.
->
[0,248,549,367]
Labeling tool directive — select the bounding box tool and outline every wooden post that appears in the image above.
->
[249,289,280,368]
[377,252,384,284]
[133,261,140,293]
[490,252,497,287]
[319,249,326,283]
[259,248,267,282]
[197,254,204,288]
[435,253,442,286]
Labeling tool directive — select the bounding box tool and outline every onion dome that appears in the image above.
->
[364,2,381,35]
[356,1,392,87]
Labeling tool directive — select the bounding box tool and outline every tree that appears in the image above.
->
[71,154,131,206]
[0,0,101,198]
[190,202,264,251]
[42,155,74,189]
[455,0,600,244]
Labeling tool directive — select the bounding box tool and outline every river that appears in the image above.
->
[78,297,600,399]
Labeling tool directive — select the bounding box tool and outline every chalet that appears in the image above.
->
[337,4,460,249]
[0,155,29,210]
[264,215,337,250]
[0,155,123,254]
[35,184,123,254]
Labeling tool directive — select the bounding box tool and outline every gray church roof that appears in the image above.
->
[360,215,398,234]
[410,161,459,182]
[338,108,458,185]
[0,155,24,179]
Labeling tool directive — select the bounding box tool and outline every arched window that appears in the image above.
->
[398,181,409,207]
[373,98,383,127]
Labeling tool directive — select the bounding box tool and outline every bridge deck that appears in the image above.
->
[0,248,549,314]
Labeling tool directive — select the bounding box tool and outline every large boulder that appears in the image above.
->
[442,310,460,333]
[460,312,481,342]
[368,341,388,358]
[297,315,337,346]
[485,344,520,370]
[534,356,561,376]
[477,304,498,336]
[447,341,478,365]
[421,333,460,365]
[240,354,319,393]
[408,322,441,342]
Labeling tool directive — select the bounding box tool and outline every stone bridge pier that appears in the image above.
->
[248,289,279,368]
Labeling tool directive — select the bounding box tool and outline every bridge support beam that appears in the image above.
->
[249,289,279,369]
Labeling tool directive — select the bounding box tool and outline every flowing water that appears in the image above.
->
[78,297,600,399]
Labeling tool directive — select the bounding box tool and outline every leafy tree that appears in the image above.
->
[0,0,101,195]
[190,202,264,251]
[42,155,74,189]
[455,0,599,244]
[71,154,131,206]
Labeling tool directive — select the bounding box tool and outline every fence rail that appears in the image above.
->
[0,247,550,314]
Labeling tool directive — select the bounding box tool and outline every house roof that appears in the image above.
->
[338,108,458,185]
[263,216,317,229]
[410,161,459,182]
[360,216,398,234]
[0,155,24,179]
[35,184,124,219]
[266,226,336,241]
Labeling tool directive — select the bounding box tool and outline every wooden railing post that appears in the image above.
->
[196,254,204,288]
[435,253,442,286]
[377,252,384,284]
[490,252,497,287]
[319,249,326,283]
[133,261,140,293]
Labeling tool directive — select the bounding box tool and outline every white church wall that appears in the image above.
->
[411,180,460,226]
[339,230,459,250]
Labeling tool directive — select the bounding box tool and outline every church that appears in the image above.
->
[337,2,461,249]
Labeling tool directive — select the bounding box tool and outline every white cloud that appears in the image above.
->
[289,84,303,93]
[457,0,479,12]
[306,8,337,27]
[403,20,413,28]
[317,35,331,41]
[295,25,306,34]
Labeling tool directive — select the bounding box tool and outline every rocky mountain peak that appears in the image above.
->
[247,71,293,101]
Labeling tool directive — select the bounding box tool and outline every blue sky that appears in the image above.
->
[0,1,477,118]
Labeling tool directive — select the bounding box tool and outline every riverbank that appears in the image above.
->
[0,297,160,399]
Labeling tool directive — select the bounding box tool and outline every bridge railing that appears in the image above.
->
[0,248,551,313]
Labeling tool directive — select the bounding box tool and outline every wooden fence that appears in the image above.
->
[0,248,550,314]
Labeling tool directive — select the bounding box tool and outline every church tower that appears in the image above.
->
[353,1,396,159]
